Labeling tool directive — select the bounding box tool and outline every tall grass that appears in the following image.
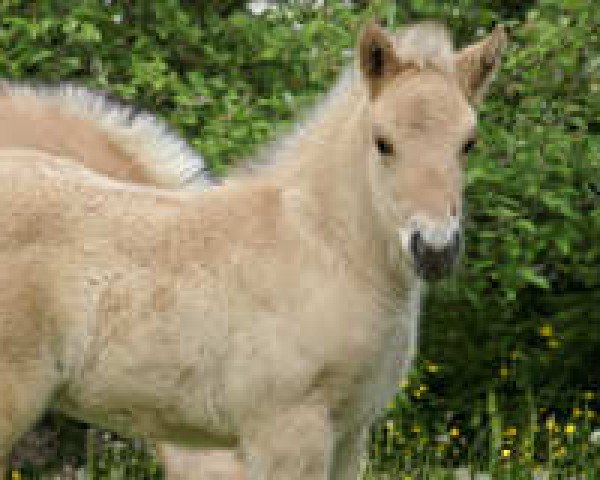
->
[9,390,600,479]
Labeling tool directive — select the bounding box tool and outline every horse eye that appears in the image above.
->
[375,137,394,157]
[462,138,477,155]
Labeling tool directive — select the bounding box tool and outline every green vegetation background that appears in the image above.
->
[0,0,598,474]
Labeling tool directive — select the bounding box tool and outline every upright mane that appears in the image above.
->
[391,22,454,73]
[236,22,455,176]
[0,81,211,187]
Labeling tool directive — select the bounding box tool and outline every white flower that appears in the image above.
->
[248,1,275,15]
[590,429,600,444]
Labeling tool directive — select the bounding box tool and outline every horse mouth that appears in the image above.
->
[409,230,461,282]
[413,256,458,281]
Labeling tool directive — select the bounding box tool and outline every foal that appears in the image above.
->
[0,22,505,479]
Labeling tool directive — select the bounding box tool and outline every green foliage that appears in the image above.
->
[418,0,599,411]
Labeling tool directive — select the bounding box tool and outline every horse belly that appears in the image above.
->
[54,355,237,448]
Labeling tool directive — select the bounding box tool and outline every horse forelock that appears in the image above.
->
[392,22,455,75]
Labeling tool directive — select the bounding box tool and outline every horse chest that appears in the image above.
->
[341,283,422,420]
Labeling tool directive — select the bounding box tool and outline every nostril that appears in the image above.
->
[451,230,461,254]
[410,231,422,260]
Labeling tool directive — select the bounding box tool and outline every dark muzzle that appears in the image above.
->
[410,230,461,281]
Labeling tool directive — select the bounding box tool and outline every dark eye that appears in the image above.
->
[375,137,394,156]
[462,138,477,155]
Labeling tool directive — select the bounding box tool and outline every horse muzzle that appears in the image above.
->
[409,228,461,281]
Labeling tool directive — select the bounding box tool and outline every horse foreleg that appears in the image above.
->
[328,422,369,480]
[242,404,329,480]
[156,444,247,480]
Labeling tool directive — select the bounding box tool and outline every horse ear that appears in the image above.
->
[454,25,507,105]
[358,22,401,98]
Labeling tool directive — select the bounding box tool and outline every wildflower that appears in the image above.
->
[572,407,582,418]
[565,423,576,435]
[501,448,511,458]
[548,338,560,349]
[426,361,440,373]
[587,410,596,419]
[450,426,460,438]
[11,472,21,480]
[500,366,509,378]
[545,416,556,431]
[411,424,421,434]
[584,391,595,401]
[505,426,517,437]
[539,324,553,337]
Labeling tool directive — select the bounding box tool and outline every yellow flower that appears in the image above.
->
[426,362,440,373]
[572,407,582,418]
[11,472,21,480]
[565,423,576,434]
[501,448,511,458]
[500,366,509,378]
[588,410,596,419]
[548,338,560,349]
[584,391,595,401]
[546,416,556,431]
[450,426,460,438]
[505,426,517,437]
[539,324,553,337]
[419,384,428,392]
[411,424,421,434]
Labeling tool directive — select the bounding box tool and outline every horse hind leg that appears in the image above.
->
[0,357,61,480]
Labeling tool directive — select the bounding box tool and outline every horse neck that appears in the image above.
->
[273,81,391,281]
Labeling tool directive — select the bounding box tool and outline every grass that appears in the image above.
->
[366,390,600,479]
[8,391,600,479]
